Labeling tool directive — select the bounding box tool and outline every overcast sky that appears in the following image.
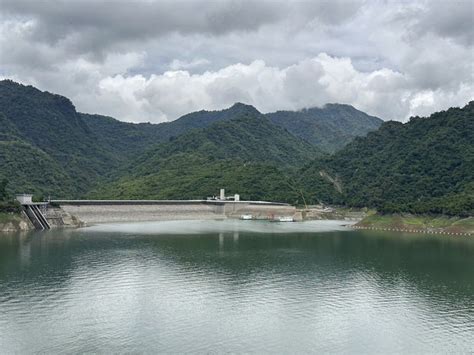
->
[1,0,473,122]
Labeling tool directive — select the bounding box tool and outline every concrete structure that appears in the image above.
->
[16,194,51,230]
[16,194,33,205]
[51,199,296,225]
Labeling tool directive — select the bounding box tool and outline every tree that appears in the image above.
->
[0,178,8,201]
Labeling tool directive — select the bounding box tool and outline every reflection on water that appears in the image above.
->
[0,220,473,353]
[82,219,355,234]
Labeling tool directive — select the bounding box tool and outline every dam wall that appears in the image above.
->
[51,200,296,225]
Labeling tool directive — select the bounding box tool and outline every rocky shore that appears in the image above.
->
[0,212,34,232]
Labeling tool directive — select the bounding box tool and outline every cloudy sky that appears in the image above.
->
[1,0,473,122]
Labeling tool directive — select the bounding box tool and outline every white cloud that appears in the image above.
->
[88,53,472,123]
[0,0,472,122]
[169,58,211,70]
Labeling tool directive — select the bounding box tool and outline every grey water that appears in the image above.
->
[0,220,473,353]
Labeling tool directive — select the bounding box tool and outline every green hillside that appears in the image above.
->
[266,104,382,152]
[152,102,382,154]
[131,114,322,171]
[81,104,319,167]
[301,102,474,215]
[80,103,262,158]
[80,113,164,159]
[0,80,122,197]
[156,103,262,140]
[90,153,302,203]
[91,114,320,202]
[0,140,75,197]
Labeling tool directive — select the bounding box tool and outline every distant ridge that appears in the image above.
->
[149,102,262,141]
[266,103,383,152]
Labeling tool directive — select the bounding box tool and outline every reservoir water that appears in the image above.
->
[0,220,473,353]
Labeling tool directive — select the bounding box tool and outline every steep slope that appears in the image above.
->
[0,140,75,197]
[90,153,302,203]
[0,80,122,196]
[301,102,474,215]
[0,81,107,159]
[91,114,318,202]
[267,104,383,152]
[156,103,262,139]
[80,103,264,158]
[0,112,73,197]
[0,112,21,141]
[80,113,164,159]
[131,114,322,172]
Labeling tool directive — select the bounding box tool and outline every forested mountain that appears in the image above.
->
[81,103,262,157]
[266,104,383,152]
[0,80,123,196]
[155,103,262,140]
[0,80,382,199]
[80,98,384,157]
[165,102,383,153]
[80,113,164,159]
[131,114,322,171]
[300,102,474,215]
[90,114,321,202]
[89,154,303,203]
[0,82,266,197]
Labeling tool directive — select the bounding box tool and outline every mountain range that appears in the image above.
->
[1,79,471,216]
[267,104,382,152]
[0,80,380,198]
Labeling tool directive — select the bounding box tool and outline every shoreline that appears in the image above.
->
[0,212,34,232]
[355,214,473,236]
[352,225,472,236]
[2,207,472,236]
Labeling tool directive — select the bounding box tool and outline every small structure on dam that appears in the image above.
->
[16,194,51,230]
[207,189,240,202]
[16,193,34,205]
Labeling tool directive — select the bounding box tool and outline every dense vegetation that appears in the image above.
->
[129,114,322,171]
[0,176,20,213]
[0,178,7,201]
[301,102,474,216]
[91,114,319,203]
[266,104,382,152]
[80,113,165,160]
[84,101,381,155]
[0,80,123,197]
[155,103,262,140]
[90,154,303,203]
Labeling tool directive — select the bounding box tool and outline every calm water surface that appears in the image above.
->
[0,220,473,353]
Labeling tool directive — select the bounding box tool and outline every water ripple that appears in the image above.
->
[1,224,473,353]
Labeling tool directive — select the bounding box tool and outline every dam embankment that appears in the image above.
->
[52,200,297,225]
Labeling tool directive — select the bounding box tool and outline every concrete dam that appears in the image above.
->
[16,190,298,230]
[48,199,297,226]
